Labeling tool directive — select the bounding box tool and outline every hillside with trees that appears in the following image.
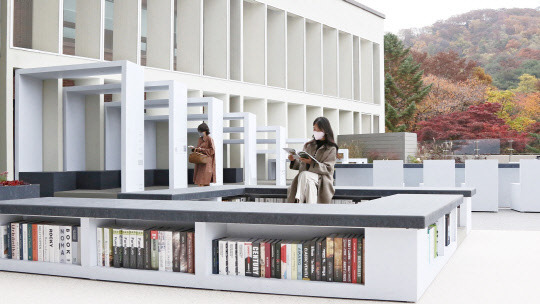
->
[399,8,540,90]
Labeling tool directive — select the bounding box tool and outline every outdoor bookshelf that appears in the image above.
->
[0,194,464,302]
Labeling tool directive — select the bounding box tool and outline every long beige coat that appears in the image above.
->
[193,135,216,185]
[287,140,337,204]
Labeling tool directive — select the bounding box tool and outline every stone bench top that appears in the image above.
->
[0,194,462,229]
[117,185,475,200]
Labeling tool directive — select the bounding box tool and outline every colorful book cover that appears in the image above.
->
[11,222,19,260]
[342,235,348,282]
[173,230,181,272]
[347,235,353,283]
[361,236,365,284]
[31,223,38,261]
[7,224,12,259]
[265,240,272,278]
[37,224,44,262]
[150,228,159,270]
[334,235,343,282]
[326,234,335,282]
[187,230,194,274]
[352,237,358,284]
[244,240,253,277]
[280,242,287,279]
[357,235,363,284]
[270,240,276,278]
[158,231,165,271]
[43,224,50,262]
[27,222,32,261]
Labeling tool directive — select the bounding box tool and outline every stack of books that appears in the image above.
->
[96,227,195,273]
[212,234,365,284]
[0,222,81,265]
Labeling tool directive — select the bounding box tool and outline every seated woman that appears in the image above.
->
[287,117,338,204]
[191,122,216,186]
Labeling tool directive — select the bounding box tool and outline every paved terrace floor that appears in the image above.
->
[2,209,539,304]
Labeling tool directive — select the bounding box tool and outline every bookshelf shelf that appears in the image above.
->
[0,194,465,302]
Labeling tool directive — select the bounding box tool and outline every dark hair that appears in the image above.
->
[197,122,210,135]
[313,117,339,153]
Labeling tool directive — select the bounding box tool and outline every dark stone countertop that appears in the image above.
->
[0,194,463,229]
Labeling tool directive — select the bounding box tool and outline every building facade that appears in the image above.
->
[0,0,385,179]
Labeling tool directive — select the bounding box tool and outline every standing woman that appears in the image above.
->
[191,122,216,186]
[287,117,338,204]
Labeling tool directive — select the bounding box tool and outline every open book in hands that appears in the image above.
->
[283,148,321,165]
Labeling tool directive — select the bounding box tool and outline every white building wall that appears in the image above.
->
[1,0,384,178]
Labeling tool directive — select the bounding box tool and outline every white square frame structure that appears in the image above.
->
[64,80,188,189]
[257,126,287,186]
[222,112,258,186]
[15,61,145,192]
[187,97,224,185]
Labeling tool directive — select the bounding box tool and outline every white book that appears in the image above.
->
[62,226,73,264]
[218,238,229,275]
[11,222,19,260]
[96,227,103,266]
[72,226,81,265]
[237,241,245,276]
[158,231,165,271]
[286,243,292,280]
[243,240,252,276]
[37,224,44,262]
[0,225,7,259]
[291,242,297,280]
[43,225,50,262]
[52,225,60,263]
[103,228,112,267]
[296,242,303,280]
[227,239,237,276]
[164,230,173,272]
[22,222,28,260]
[59,226,66,263]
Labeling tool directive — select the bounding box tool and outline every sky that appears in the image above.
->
[358,0,540,33]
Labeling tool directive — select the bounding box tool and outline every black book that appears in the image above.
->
[129,230,137,269]
[252,239,260,277]
[7,223,11,259]
[143,228,152,270]
[136,230,145,270]
[122,229,130,268]
[270,240,276,278]
[315,237,323,281]
[112,228,122,268]
[212,238,220,274]
[445,214,450,246]
[274,240,281,279]
[19,222,24,260]
[302,240,310,280]
[321,238,327,281]
[309,238,317,280]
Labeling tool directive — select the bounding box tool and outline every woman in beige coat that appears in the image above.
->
[287,117,338,204]
[191,122,216,186]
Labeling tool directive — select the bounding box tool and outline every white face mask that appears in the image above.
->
[313,131,325,140]
[198,132,204,137]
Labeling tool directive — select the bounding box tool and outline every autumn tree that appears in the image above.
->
[412,50,478,82]
[384,33,431,132]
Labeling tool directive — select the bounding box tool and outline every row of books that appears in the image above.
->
[0,222,81,265]
[97,227,195,273]
[212,234,365,284]
[225,197,355,204]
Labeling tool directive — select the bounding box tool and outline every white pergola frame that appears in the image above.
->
[187,97,224,185]
[256,126,287,186]
[222,112,257,186]
[15,61,145,192]
[64,80,188,189]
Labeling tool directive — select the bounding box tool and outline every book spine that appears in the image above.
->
[326,236,334,282]
[43,224,50,262]
[244,241,252,276]
[275,241,281,279]
[260,241,266,278]
[237,241,245,276]
[32,224,38,261]
[297,243,303,280]
[53,225,60,263]
[334,237,342,282]
[212,238,219,274]
[280,242,287,279]
[219,239,227,275]
[136,230,144,270]
[180,231,188,273]
[150,229,159,270]
[0,225,6,259]
[27,223,32,261]
[309,240,316,280]
[165,231,173,272]
[130,230,138,269]
[361,237,365,284]
[37,224,44,262]
[48,225,56,263]
[228,240,237,276]
[321,239,327,281]
[172,231,181,272]
[315,238,322,281]
[158,231,165,271]
[265,241,271,278]
[342,237,348,282]
[112,228,122,268]
[59,226,66,264]
[102,228,110,267]
[291,243,297,280]
[187,231,194,274]
[347,237,352,283]
[123,229,131,268]
[252,241,260,277]
[11,223,19,260]
[7,224,11,259]
[21,222,26,260]
[144,229,151,270]
[64,226,72,265]
[302,241,310,280]
[286,243,292,280]
[270,241,276,278]
[74,226,81,265]
[352,237,358,284]
[96,227,103,266]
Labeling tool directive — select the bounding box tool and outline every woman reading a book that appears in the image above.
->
[189,122,216,186]
[287,117,338,204]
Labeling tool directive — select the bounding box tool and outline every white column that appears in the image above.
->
[168,82,188,189]
[177,0,202,74]
[146,0,174,69]
[339,110,354,135]
[353,36,361,101]
[230,0,243,81]
[373,42,383,105]
[244,113,257,186]
[121,61,145,192]
[43,79,63,171]
[113,0,141,63]
[32,0,62,53]
[275,126,287,186]
[229,96,243,168]
[75,0,103,59]
[361,113,372,134]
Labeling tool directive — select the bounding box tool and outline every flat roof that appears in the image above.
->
[343,0,385,19]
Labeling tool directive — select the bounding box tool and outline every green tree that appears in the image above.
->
[384,33,431,132]
[513,74,539,93]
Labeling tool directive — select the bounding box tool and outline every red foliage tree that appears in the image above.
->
[411,50,478,82]
[416,103,531,151]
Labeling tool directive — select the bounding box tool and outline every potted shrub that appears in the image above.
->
[0,172,40,200]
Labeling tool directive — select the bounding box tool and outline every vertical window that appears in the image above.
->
[104,0,114,60]
[63,0,76,55]
[140,0,147,66]
[13,0,33,49]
